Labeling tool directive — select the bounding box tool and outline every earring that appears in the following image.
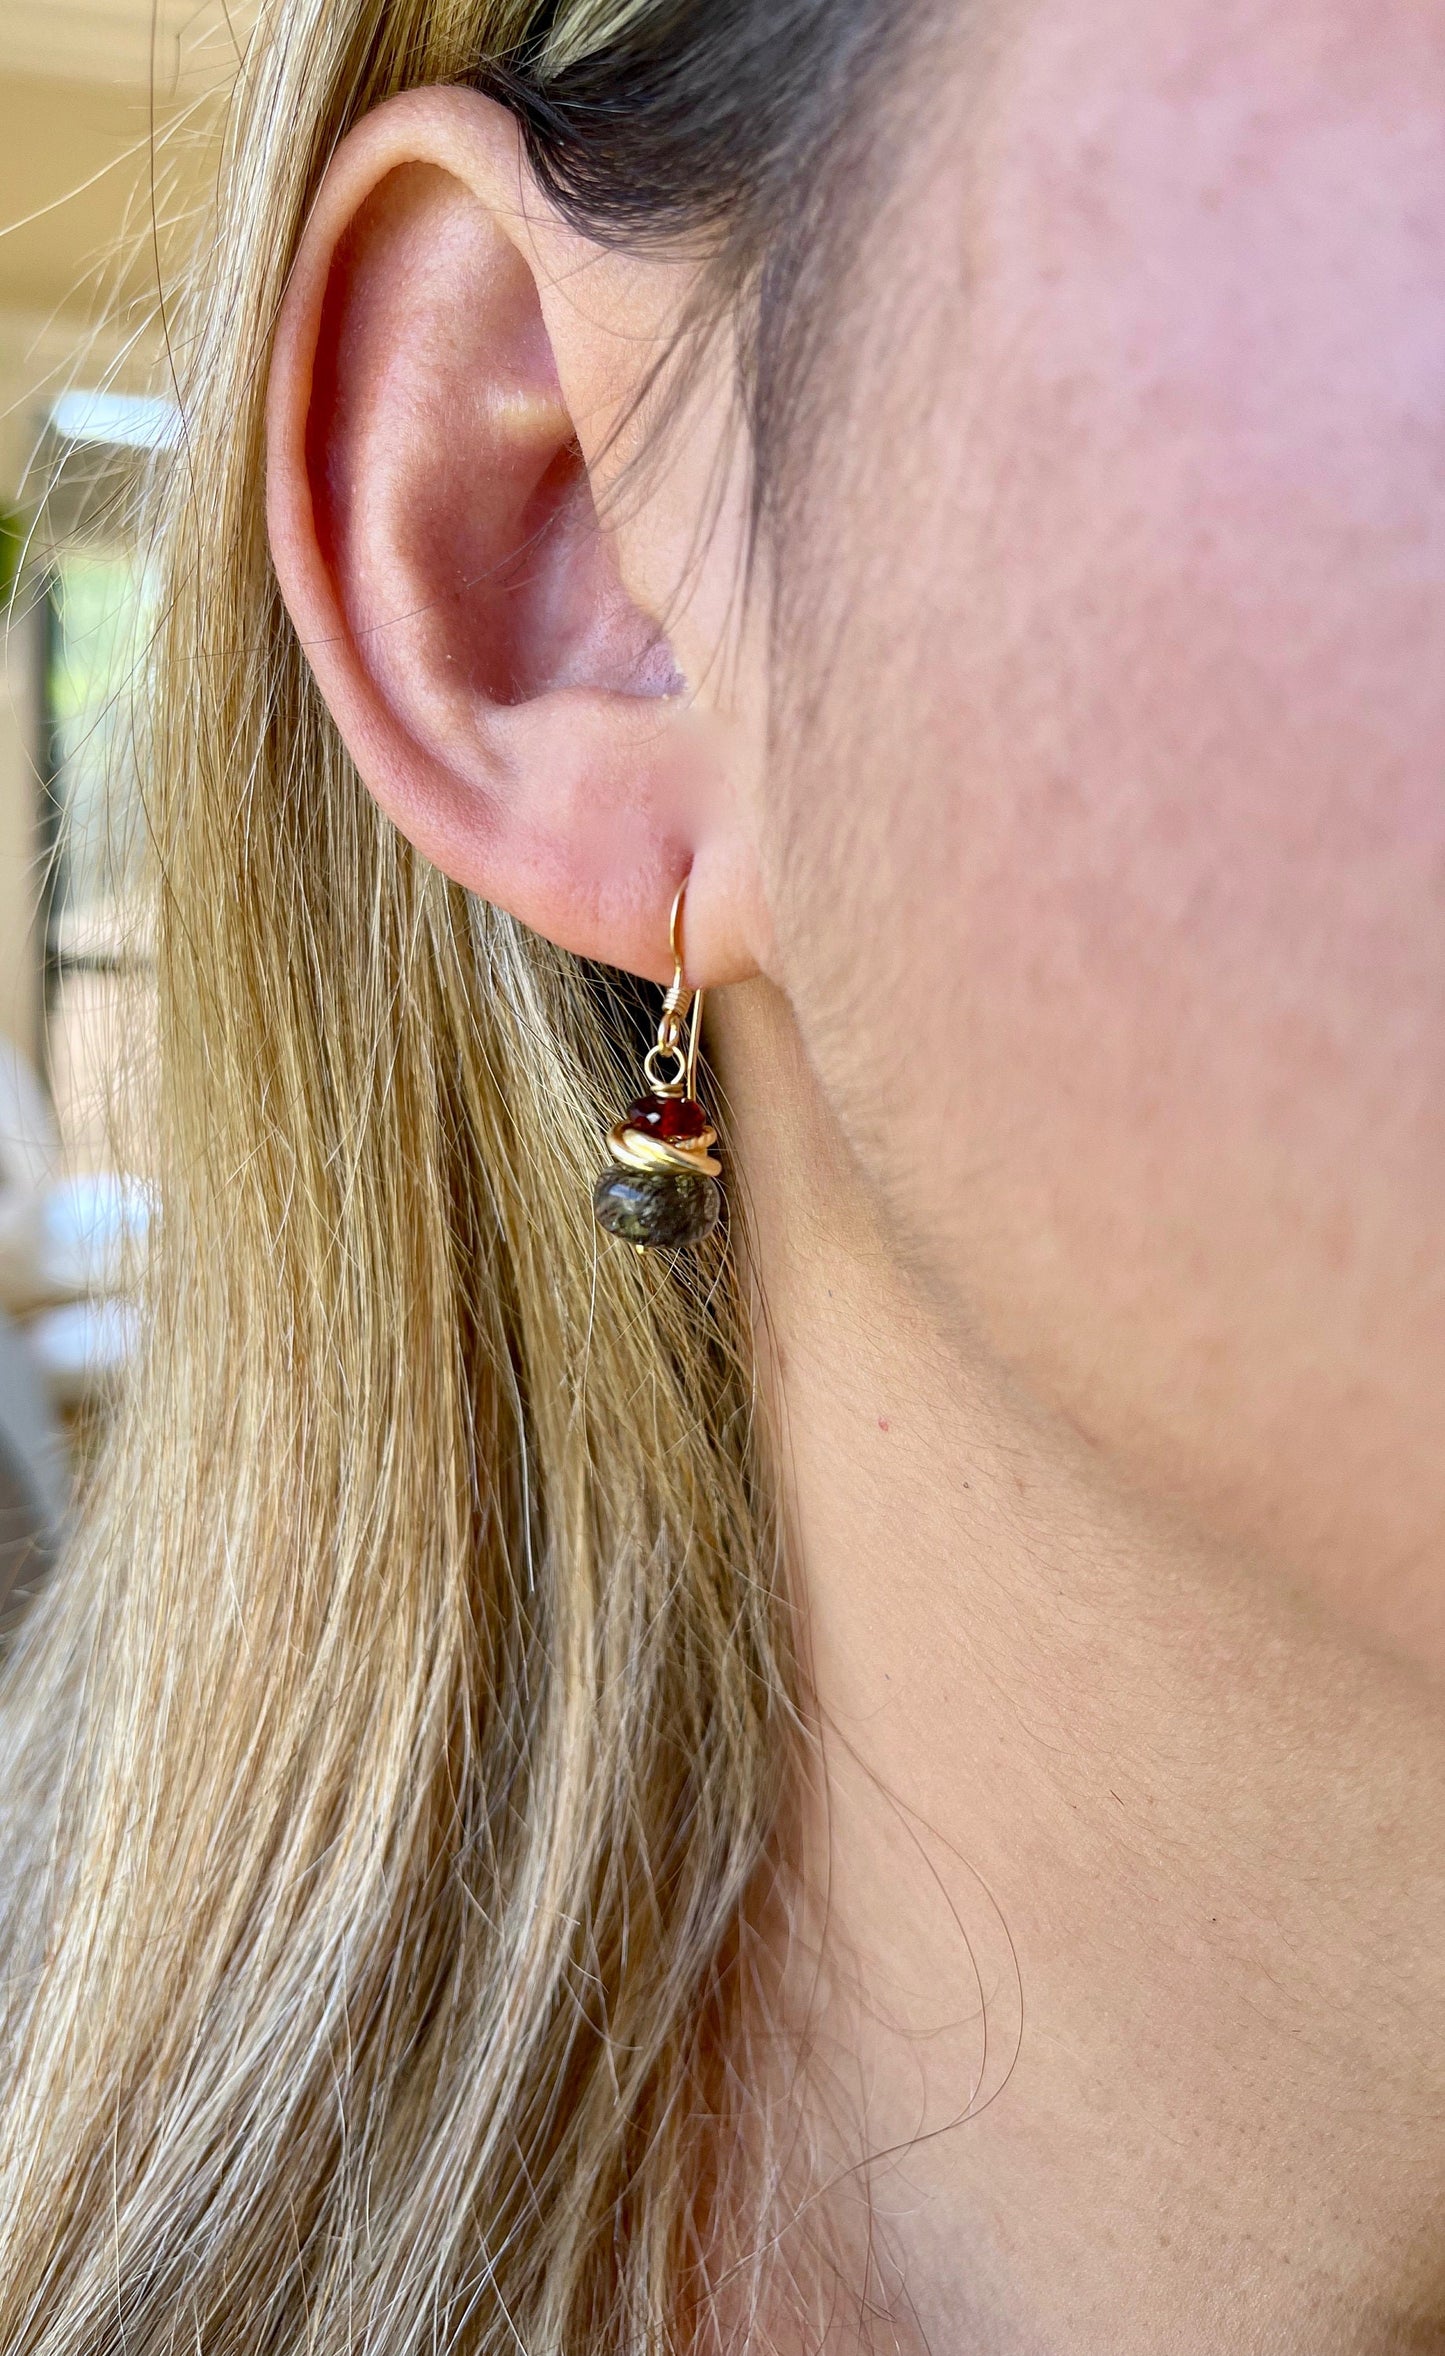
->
[593,879,723,1252]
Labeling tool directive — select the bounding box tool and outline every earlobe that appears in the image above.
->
[266,87,761,986]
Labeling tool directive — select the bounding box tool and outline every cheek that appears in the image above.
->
[778,0,1445,1659]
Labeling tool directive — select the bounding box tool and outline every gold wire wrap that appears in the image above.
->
[607,1122,722,1180]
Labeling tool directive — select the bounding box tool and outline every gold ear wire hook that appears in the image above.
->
[651,877,705,1099]
[662,880,690,1024]
[593,870,723,1250]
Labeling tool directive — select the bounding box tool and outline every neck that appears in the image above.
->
[712,980,1445,2356]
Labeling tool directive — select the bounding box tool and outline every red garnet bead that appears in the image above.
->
[625,1093,709,1141]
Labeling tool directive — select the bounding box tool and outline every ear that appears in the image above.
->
[265,87,766,986]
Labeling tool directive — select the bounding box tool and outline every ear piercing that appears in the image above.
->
[592,880,723,1252]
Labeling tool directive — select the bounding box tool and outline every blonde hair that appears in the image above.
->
[0,3,841,2346]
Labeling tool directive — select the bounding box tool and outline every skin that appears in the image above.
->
[266,3,1445,2346]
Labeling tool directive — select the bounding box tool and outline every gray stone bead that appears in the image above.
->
[593,1165,721,1250]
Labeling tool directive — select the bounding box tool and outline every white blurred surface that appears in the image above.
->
[0,1169,152,1312]
[28,1294,139,1410]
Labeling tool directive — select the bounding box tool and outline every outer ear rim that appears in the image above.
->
[264,89,536,663]
[263,86,766,989]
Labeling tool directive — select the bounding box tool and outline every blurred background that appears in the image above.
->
[0,0,251,1610]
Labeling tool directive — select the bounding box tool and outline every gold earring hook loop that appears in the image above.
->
[645,876,705,1098]
[594,868,723,1251]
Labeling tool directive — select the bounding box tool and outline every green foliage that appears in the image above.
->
[0,508,23,611]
